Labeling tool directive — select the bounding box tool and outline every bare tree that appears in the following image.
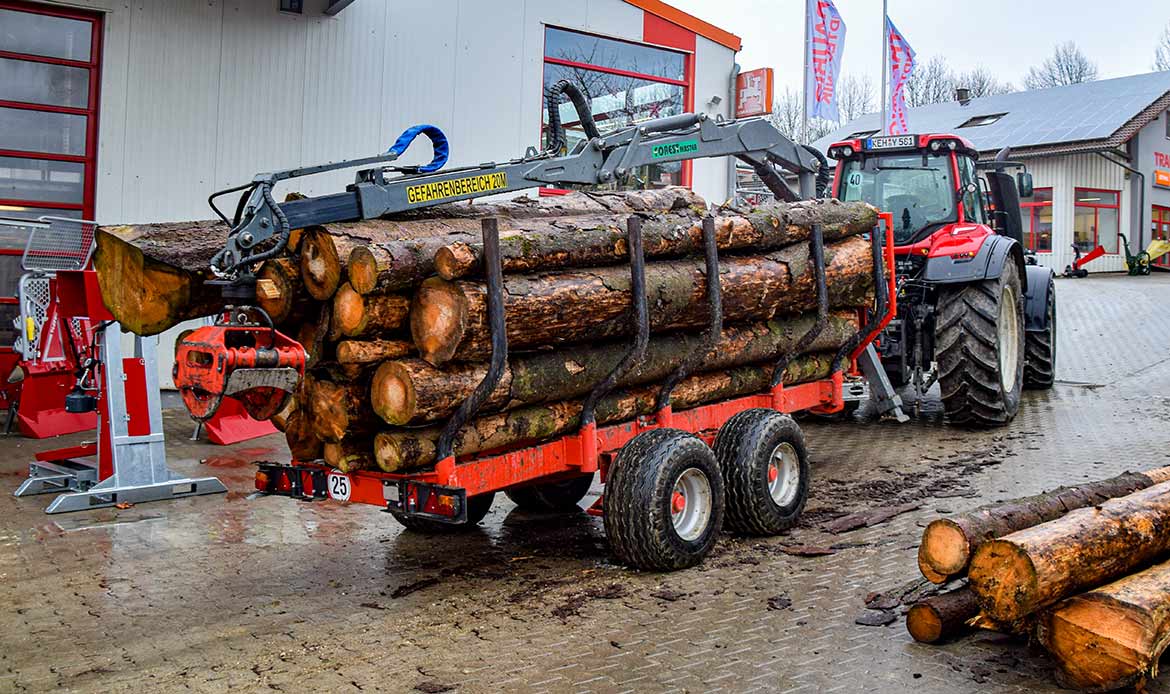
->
[954,66,1015,97]
[837,74,876,122]
[1024,42,1098,89]
[1156,24,1170,72]
[904,56,955,107]
[769,87,836,145]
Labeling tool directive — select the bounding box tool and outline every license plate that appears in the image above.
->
[866,135,915,150]
[384,483,400,503]
[327,472,351,501]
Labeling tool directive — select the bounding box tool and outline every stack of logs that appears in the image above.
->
[94,186,879,476]
[906,464,1170,692]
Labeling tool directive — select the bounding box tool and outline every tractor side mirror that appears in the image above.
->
[1017,172,1034,198]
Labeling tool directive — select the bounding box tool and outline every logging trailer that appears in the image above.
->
[172,82,900,570]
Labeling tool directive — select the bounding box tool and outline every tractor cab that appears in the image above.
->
[825,134,1054,426]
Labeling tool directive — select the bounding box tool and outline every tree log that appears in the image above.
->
[412,236,874,365]
[285,409,323,461]
[323,438,376,473]
[918,466,1170,584]
[308,372,375,444]
[270,396,296,432]
[294,304,333,367]
[1039,559,1170,692]
[373,354,833,473]
[433,199,877,279]
[349,236,475,294]
[968,482,1170,623]
[337,339,413,365]
[906,587,980,644]
[376,312,857,425]
[332,283,410,338]
[257,257,309,325]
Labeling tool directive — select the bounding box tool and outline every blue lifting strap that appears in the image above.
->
[387,124,449,173]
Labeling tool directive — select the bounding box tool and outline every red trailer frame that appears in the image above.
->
[256,210,896,528]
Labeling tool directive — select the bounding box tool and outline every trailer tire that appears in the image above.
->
[391,492,495,533]
[505,473,594,512]
[604,429,724,571]
[935,260,1025,426]
[1024,275,1056,389]
[714,409,809,535]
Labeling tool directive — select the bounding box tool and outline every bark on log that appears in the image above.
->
[373,354,833,473]
[968,482,1170,623]
[257,257,309,325]
[906,586,980,644]
[433,199,877,280]
[308,372,375,444]
[337,339,413,365]
[285,409,323,461]
[412,236,874,365]
[919,466,1170,584]
[1039,559,1170,692]
[323,438,376,473]
[332,283,410,338]
[375,312,857,425]
[349,236,475,294]
[94,224,227,336]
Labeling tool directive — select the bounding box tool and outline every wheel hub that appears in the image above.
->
[998,283,1021,393]
[671,468,712,542]
[768,442,800,507]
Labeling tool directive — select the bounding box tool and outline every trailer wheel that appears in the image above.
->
[505,473,594,512]
[604,429,724,571]
[391,492,495,533]
[935,260,1025,426]
[1024,275,1056,389]
[714,409,809,535]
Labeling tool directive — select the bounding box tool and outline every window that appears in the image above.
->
[839,152,956,244]
[1165,110,1170,139]
[0,2,101,230]
[956,156,986,224]
[958,113,1007,128]
[1020,188,1053,252]
[542,27,689,190]
[1153,206,1170,268]
[846,129,879,139]
[1074,188,1120,254]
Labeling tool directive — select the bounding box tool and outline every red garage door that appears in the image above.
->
[0,1,102,226]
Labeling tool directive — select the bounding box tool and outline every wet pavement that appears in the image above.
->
[2,274,1170,694]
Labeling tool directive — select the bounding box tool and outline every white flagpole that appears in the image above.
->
[880,0,889,135]
[802,0,811,144]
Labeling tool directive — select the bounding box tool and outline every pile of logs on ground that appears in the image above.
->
[95,186,878,475]
[906,464,1170,692]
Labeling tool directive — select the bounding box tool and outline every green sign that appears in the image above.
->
[652,139,699,159]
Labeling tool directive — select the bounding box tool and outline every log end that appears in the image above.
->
[348,245,378,295]
[917,551,950,585]
[906,603,944,644]
[308,381,350,443]
[371,361,415,426]
[411,278,468,365]
[301,227,342,300]
[334,283,366,337]
[434,242,477,280]
[968,539,1039,623]
[1044,597,1151,692]
[920,518,972,577]
[94,228,199,336]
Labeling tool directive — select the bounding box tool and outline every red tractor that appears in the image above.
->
[826,134,1056,425]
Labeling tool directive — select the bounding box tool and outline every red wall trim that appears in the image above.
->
[625,0,741,51]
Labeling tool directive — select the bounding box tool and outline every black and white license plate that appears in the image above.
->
[865,135,915,150]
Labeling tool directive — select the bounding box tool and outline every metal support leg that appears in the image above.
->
[32,324,227,514]
[857,344,909,423]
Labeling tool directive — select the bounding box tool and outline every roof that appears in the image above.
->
[624,0,742,51]
[813,71,1170,157]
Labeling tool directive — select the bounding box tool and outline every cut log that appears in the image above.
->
[433,199,877,279]
[337,339,413,365]
[349,236,475,295]
[332,283,410,338]
[256,257,308,325]
[294,304,332,367]
[94,224,227,336]
[270,396,296,432]
[906,586,980,644]
[919,466,1170,583]
[308,372,375,444]
[373,354,833,473]
[968,482,1170,623]
[412,236,874,365]
[284,409,323,461]
[918,553,949,584]
[1039,559,1170,692]
[323,438,376,473]
[375,312,858,425]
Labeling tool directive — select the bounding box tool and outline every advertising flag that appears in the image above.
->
[885,17,916,135]
[805,0,847,122]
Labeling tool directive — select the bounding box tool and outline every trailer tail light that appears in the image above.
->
[275,470,292,493]
[255,470,270,491]
[422,490,459,517]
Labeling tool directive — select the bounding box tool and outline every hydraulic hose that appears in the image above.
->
[544,80,601,154]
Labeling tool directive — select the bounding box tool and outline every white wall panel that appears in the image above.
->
[583,0,644,42]
[1028,153,1129,274]
[692,35,733,203]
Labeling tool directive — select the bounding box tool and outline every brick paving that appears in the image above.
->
[1,274,1169,693]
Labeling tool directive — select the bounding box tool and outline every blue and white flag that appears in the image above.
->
[886,17,916,135]
[805,0,847,122]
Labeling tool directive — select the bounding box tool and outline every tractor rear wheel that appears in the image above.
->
[505,473,594,512]
[935,260,1025,426]
[1024,275,1056,389]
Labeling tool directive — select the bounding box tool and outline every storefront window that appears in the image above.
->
[542,27,689,190]
[1020,187,1052,252]
[1154,206,1170,268]
[1073,188,1119,254]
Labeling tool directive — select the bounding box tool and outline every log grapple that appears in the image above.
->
[173,309,305,422]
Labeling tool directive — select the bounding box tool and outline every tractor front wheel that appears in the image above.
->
[935,261,1025,426]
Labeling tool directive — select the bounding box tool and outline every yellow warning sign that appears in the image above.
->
[406,172,508,204]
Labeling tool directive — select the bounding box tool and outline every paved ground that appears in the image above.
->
[2,274,1170,694]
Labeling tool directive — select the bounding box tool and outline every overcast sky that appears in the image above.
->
[669,1,1170,94]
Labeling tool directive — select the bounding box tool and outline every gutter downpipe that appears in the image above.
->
[727,61,740,202]
[1097,150,1146,251]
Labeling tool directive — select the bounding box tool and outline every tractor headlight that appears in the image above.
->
[929,141,943,152]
